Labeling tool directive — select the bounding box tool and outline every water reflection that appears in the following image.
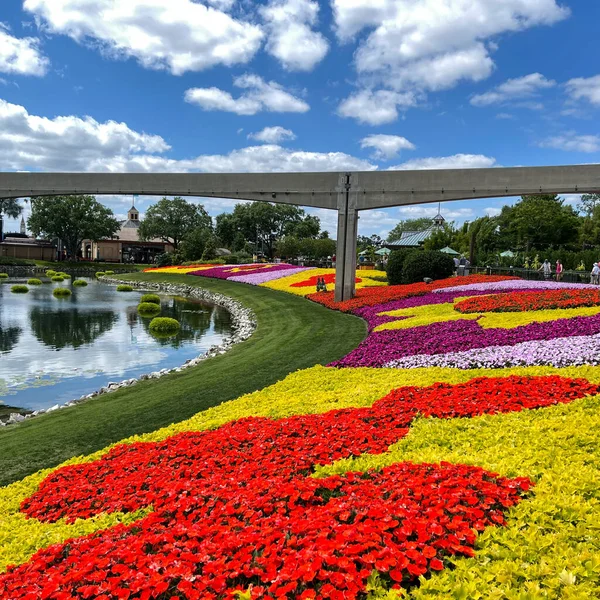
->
[0,278,233,411]
[30,308,118,350]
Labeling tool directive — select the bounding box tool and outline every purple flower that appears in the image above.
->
[228,267,312,285]
[435,280,596,294]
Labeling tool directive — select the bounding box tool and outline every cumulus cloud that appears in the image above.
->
[248,126,296,144]
[184,74,309,115]
[260,0,328,71]
[471,73,556,106]
[338,89,418,125]
[397,205,475,220]
[23,0,263,74]
[389,154,497,171]
[0,98,374,173]
[360,134,415,160]
[0,23,49,76]
[565,74,600,106]
[538,132,600,153]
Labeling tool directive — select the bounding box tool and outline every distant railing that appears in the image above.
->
[470,266,593,284]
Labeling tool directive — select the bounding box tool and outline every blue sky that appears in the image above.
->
[1,0,599,238]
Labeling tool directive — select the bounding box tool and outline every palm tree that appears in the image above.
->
[0,198,23,240]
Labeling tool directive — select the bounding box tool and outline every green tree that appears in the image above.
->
[139,197,211,250]
[201,235,218,261]
[387,218,432,242]
[578,193,600,218]
[276,236,301,259]
[180,226,213,262]
[300,237,336,261]
[0,198,23,240]
[423,223,457,251]
[28,195,119,259]
[288,215,320,239]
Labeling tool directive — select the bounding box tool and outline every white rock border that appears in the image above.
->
[0,277,256,426]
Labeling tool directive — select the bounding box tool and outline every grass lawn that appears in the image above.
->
[0,273,366,486]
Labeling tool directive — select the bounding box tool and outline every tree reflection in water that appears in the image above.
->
[0,326,21,354]
[29,308,118,350]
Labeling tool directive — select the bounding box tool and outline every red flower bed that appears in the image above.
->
[291,273,361,288]
[308,275,519,312]
[6,375,593,599]
[455,288,600,314]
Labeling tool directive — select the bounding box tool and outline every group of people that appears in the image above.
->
[538,260,564,281]
[453,256,471,276]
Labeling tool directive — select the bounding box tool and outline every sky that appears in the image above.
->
[1,0,599,239]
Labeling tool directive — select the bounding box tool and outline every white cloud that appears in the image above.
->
[337,89,418,125]
[496,112,515,119]
[184,74,309,115]
[360,134,415,160]
[0,98,374,173]
[538,132,600,153]
[396,205,475,220]
[471,72,555,106]
[260,0,328,71]
[248,126,296,144]
[0,23,48,76]
[23,0,263,74]
[333,0,568,93]
[484,207,502,217]
[389,154,497,170]
[565,75,600,106]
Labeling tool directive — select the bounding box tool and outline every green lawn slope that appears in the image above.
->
[0,273,366,486]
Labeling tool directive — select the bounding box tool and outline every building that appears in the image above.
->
[385,210,446,249]
[0,232,56,260]
[82,205,173,264]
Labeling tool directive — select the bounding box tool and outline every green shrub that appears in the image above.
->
[0,273,8,279]
[73,279,88,287]
[155,253,172,267]
[141,293,161,305]
[11,285,28,293]
[104,270,114,275]
[53,287,72,298]
[402,250,455,284]
[27,278,42,285]
[95,272,106,278]
[57,272,71,279]
[386,249,417,285]
[45,270,57,277]
[138,302,161,316]
[116,284,134,292]
[0,256,35,266]
[51,275,65,282]
[149,317,180,336]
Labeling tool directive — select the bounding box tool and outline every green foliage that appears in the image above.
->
[56,272,71,279]
[223,252,252,265]
[387,218,432,243]
[0,198,23,219]
[137,302,161,317]
[51,275,65,282]
[140,293,161,305]
[45,270,57,277]
[104,270,114,275]
[276,236,336,260]
[180,226,213,262]
[149,316,181,335]
[27,278,42,285]
[386,249,417,285]
[423,223,458,251]
[0,272,8,279]
[95,272,106,278]
[27,195,119,259]
[73,279,88,287]
[155,253,172,267]
[53,287,72,298]
[10,284,28,293]
[138,197,211,250]
[0,256,35,266]
[116,284,134,292]
[201,236,218,261]
[402,250,455,284]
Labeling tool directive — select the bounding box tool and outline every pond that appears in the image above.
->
[0,277,233,413]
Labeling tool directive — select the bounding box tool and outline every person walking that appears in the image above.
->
[453,256,459,276]
[555,260,564,282]
[592,263,600,285]
[458,255,466,277]
[539,259,552,280]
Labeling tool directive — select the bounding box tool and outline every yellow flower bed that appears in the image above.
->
[375,300,600,331]
[4,364,600,574]
[142,265,214,274]
[260,268,387,296]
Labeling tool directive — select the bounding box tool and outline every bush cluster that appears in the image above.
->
[57,272,71,279]
[11,285,28,293]
[27,278,42,285]
[0,273,8,279]
[53,288,72,298]
[140,294,161,305]
[149,317,180,336]
[51,276,65,282]
[104,270,114,275]
[95,272,105,278]
[386,249,417,285]
[116,284,134,292]
[45,270,57,277]
[73,279,88,287]
[137,302,161,317]
[401,250,455,284]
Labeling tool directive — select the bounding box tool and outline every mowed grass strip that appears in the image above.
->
[0,273,366,486]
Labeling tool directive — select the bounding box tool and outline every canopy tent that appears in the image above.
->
[439,246,460,256]
[500,250,516,258]
[375,247,391,256]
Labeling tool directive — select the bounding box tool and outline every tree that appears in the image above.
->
[578,193,600,218]
[28,195,119,259]
[288,215,320,239]
[300,237,336,261]
[387,218,432,243]
[423,223,457,251]
[139,197,212,250]
[180,226,213,262]
[201,235,218,261]
[0,198,23,240]
[276,236,301,259]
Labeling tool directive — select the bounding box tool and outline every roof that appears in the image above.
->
[439,246,460,255]
[387,227,436,247]
[1,237,55,248]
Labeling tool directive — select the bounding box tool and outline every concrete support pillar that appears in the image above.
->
[335,174,359,302]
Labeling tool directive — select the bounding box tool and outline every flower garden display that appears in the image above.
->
[4,266,600,598]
